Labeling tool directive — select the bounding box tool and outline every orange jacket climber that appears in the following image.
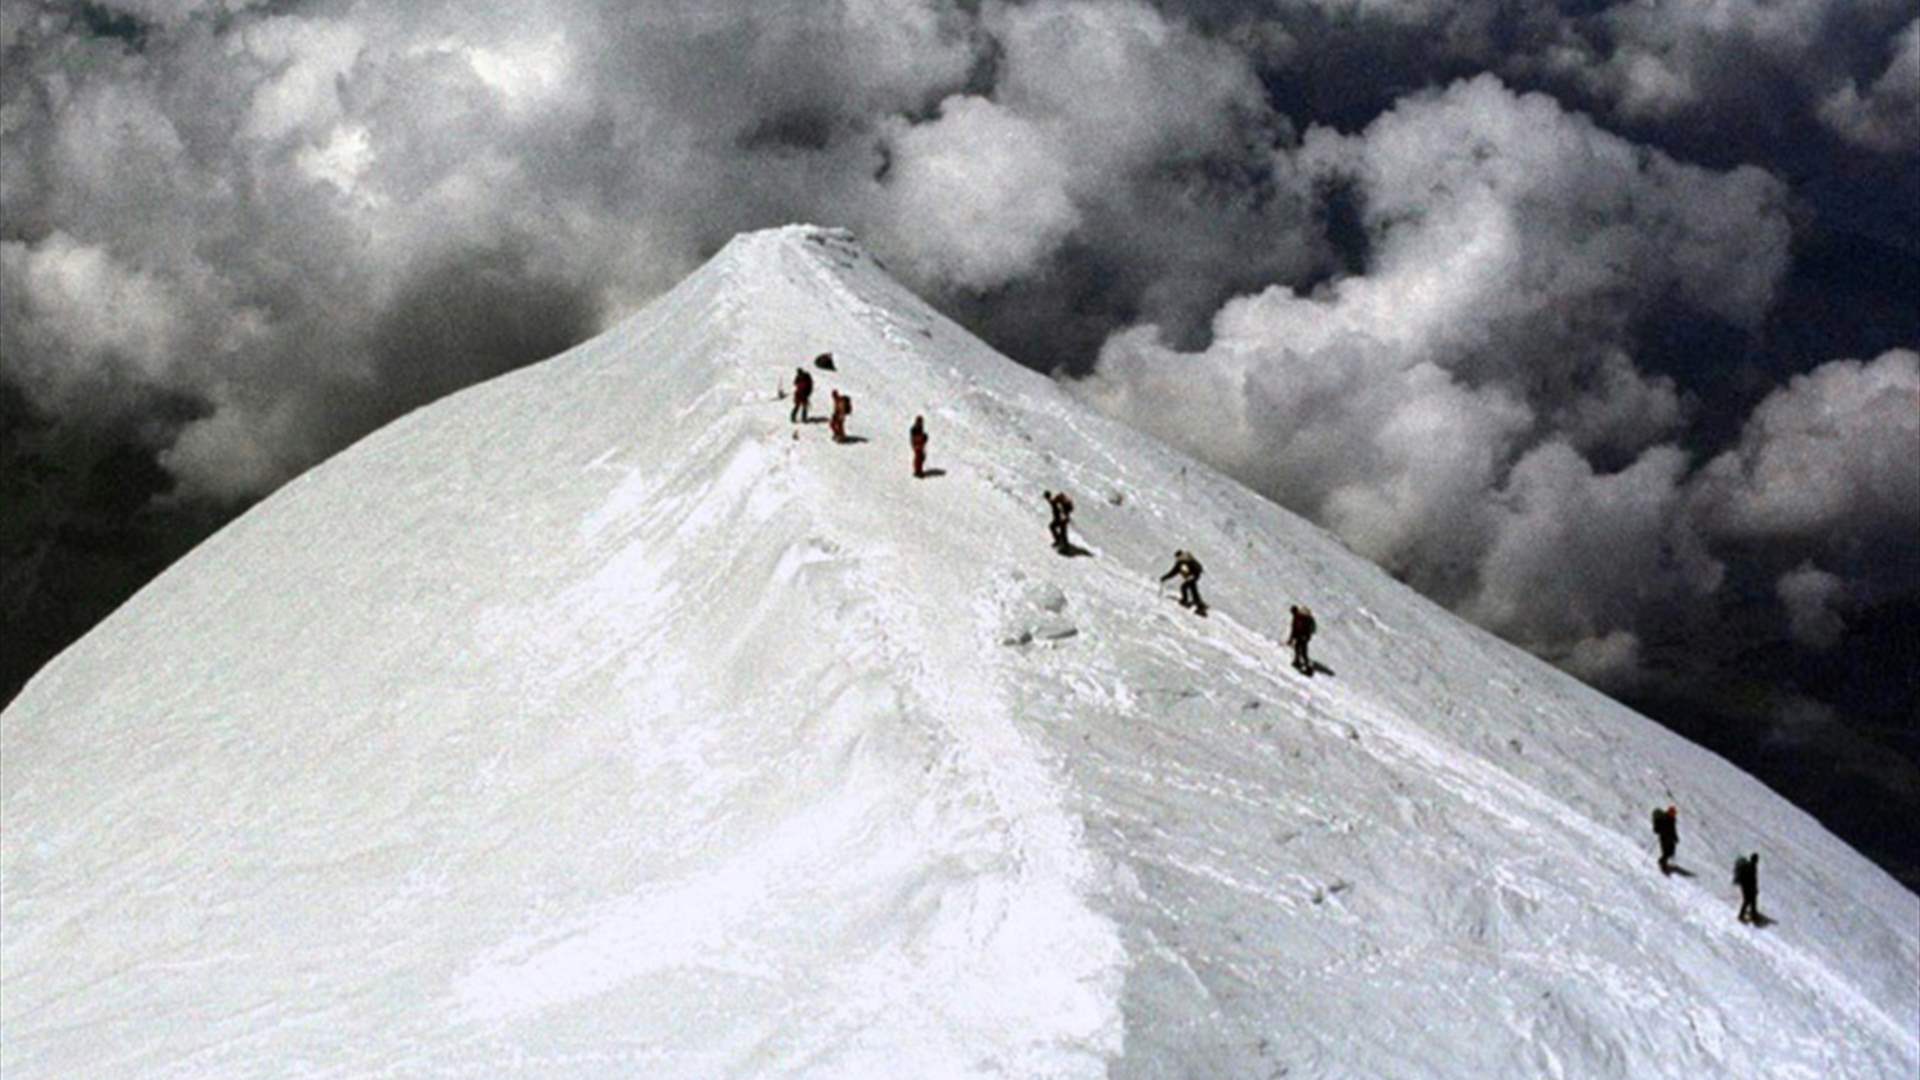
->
[829,390,852,443]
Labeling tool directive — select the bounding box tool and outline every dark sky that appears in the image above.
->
[3,1,1916,882]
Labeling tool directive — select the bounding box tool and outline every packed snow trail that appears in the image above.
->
[4,227,1916,1078]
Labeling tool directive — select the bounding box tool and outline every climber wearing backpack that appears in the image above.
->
[1044,490,1075,551]
[1160,550,1206,614]
[829,390,853,443]
[910,416,929,477]
[790,368,814,423]
[1287,605,1317,675]
[1651,805,1679,875]
[1734,853,1761,924]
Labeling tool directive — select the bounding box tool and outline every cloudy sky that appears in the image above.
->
[2,0,1916,877]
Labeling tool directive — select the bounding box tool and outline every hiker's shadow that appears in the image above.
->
[1749,912,1776,928]
[1665,865,1698,879]
[918,468,948,479]
[1054,542,1094,558]
[836,436,870,445]
[1293,661,1335,678]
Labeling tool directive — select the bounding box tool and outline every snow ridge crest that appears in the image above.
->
[3,224,1917,1078]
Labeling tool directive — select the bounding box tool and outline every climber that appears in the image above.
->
[1651,805,1679,875]
[1044,490,1075,551]
[1287,604,1317,675]
[910,415,929,477]
[790,367,814,423]
[1734,853,1761,924]
[1160,550,1206,614]
[829,390,852,443]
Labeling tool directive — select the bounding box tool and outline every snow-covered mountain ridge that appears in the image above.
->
[3,225,1915,1077]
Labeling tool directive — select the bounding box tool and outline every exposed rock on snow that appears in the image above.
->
[3,226,1916,1077]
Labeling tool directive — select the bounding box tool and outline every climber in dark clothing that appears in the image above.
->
[1287,605,1317,674]
[910,416,928,477]
[829,390,852,443]
[1652,805,1679,875]
[1161,550,1205,613]
[1044,490,1075,551]
[790,368,814,423]
[1734,853,1760,924]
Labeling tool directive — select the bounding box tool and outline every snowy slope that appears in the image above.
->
[3,226,1915,1078]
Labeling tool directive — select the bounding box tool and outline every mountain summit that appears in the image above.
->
[4,226,1915,1077]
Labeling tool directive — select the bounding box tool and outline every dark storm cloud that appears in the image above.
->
[1,0,1915,706]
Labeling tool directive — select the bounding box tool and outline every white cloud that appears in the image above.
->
[1529,0,1914,128]
[235,15,365,142]
[1298,74,1790,341]
[48,74,192,224]
[158,393,295,502]
[295,123,377,200]
[872,0,1277,292]
[1466,441,1719,652]
[875,95,1080,290]
[0,0,1299,497]
[1559,630,1645,692]
[1078,75,1791,676]
[1818,18,1920,153]
[1550,351,1687,461]
[1082,304,1535,583]
[1777,563,1847,649]
[463,32,572,114]
[1586,46,1700,121]
[1,0,1910,700]
[0,231,185,404]
[989,0,1265,180]
[1696,349,1920,543]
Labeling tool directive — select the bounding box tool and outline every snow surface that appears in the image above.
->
[3,226,1916,1078]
